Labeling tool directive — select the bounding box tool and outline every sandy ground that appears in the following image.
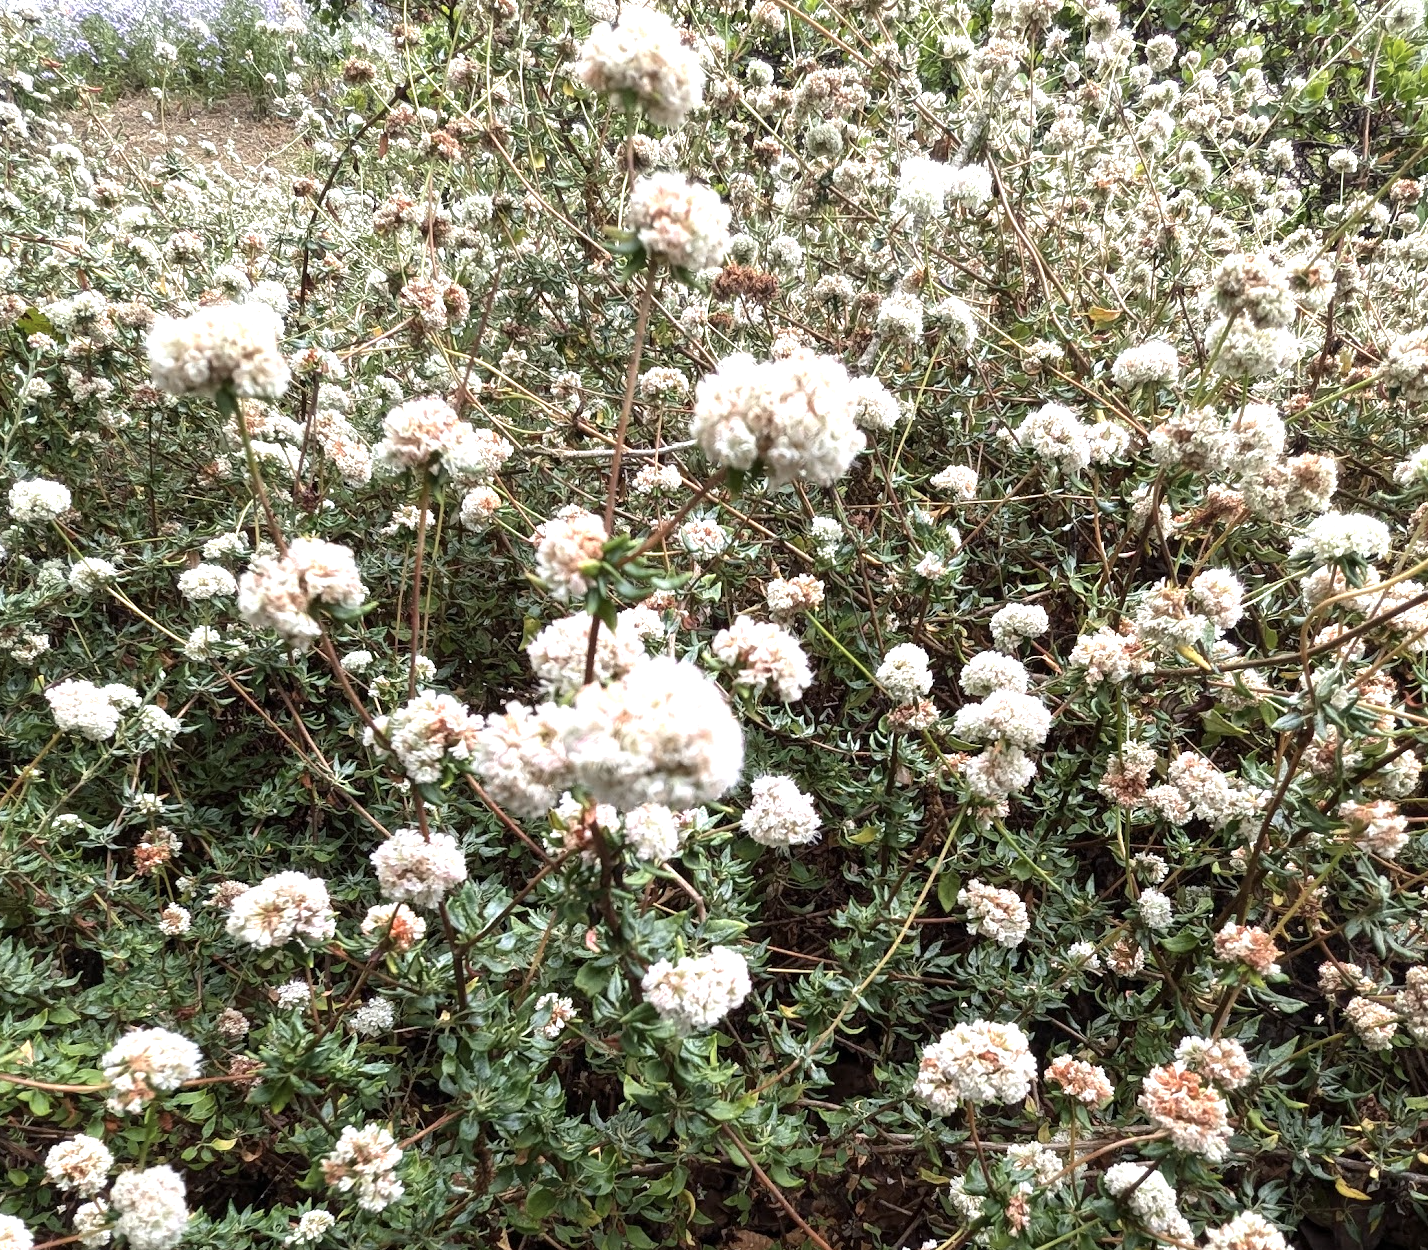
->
[63,92,304,171]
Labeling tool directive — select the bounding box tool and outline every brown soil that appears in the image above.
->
[62,93,305,173]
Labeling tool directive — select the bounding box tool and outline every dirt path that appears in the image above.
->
[64,93,305,171]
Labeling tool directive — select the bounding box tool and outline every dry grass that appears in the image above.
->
[62,92,306,173]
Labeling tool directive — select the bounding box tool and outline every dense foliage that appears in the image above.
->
[3,0,1428,1246]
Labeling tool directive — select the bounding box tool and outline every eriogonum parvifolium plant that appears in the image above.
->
[6,0,1428,1245]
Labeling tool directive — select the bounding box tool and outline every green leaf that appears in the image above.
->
[526,1184,560,1220]
[1159,931,1201,953]
[15,308,51,337]
[706,1099,745,1121]
[1201,709,1247,738]
[574,961,611,998]
[937,872,961,914]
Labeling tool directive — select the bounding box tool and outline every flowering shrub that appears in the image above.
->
[4,0,1428,1247]
[18,0,341,105]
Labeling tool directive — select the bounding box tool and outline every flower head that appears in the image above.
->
[1138,1061,1233,1160]
[147,303,289,399]
[574,5,704,127]
[101,1028,202,1115]
[642,945,751,1032]
[110,1165,189,1250]
[9,477,70,523]
[915,1020,1035,1110]
[741,775,821,847]
[692,350,865,487]
[551,658,744,809]
[370,828,468,911]
[238,538,365,651]
[628,172,730,271]
[44,1135,113,1196]
[226,872,336,949]
[322,1124,404,1212]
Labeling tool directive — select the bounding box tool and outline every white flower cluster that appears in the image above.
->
[0,1216,29,1250]
[367,691,481,783]
[954,690,1052,751]
[1345,995,1398,1049]
[1383,330,1428,400]
[101,1027,202,1115]
[627,172,731,271]
[532,505,608,601]
[711,615,812,701]
[1132,569,1244,654]
[370,828,468,910]
[631,462,682,494]
[1393,443,1428,487]
[473,657,744,816]
[1111,338,1180,390]
[534,992,576,1039]
[1339,799,1409,859]
[1138,1060,1234,1159]
[527,606,662,695]
[9,476,70,522]
[44,1135,113,1196]
[285,1211,337,1246]
[1103,1162,1193,1245]
[959,651,1028,696]
[1203,1213,1289,1250]
[989,603,1048,652]
[553,657,745,809]
[622,802,683,862]
[1204,253,1302,380]
[1289,511,1392,566]
[275,980,313,1010]
[691,349,866,487]
[1149,402,1338,522]
[177,563,237,601]
[741,775,821,847]
[574,4,704,128]
[877,642,933,705]
[1044,1055,1114,1106]
[45,679,139,741]
[958,879,1030,948]
[468,701,572,818]
[914,1019,1036,1110]
[460,485,502,529]
[1396,967,1428,1044]
[1143,751,1264,829]
[361,902,427,952]
[642,945,751,1032]
[765,573,825,617]
[238,538,366,650]
[348,997,396,1036]
[147,303,290,399]
[71,556,118,594]
[1137,888,1175,931]
[1013,403,1125,474]
[110,1165,190,1250]
[849,375,904,431]
[893,155,955,219]
[1214,922,1283,976]
[226,872,337,948]
[1067,626,1152,687]
[373,397,512,482]
[321,1124,405,1212]
[1174,1035,1253,1088]
[931,464,978,498]
[679,517,729,559]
